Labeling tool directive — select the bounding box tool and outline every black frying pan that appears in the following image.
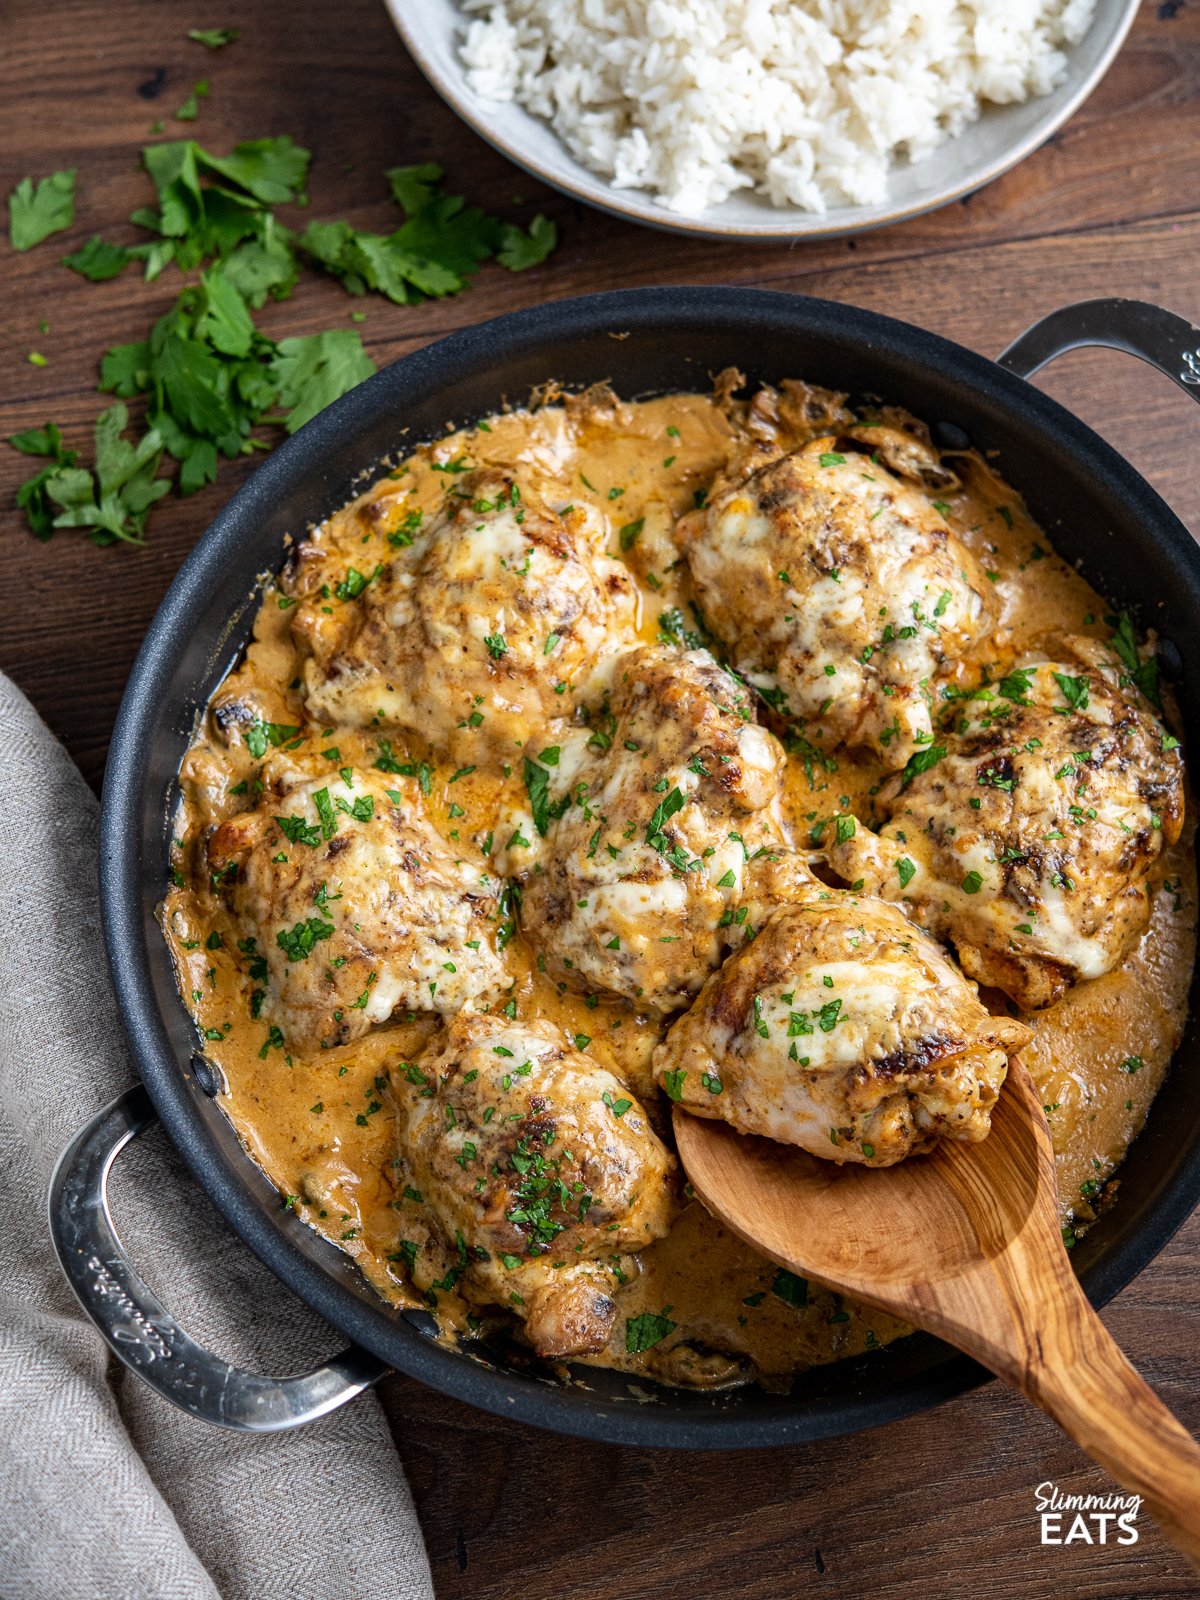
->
[48,288,1200,1448]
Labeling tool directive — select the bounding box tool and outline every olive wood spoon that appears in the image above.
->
[674,1058,1200,1568]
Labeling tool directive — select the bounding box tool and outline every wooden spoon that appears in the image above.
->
[674,1058,1200,1567]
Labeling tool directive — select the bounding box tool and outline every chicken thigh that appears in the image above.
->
[392,1010,676,1357]
[654,889,1030,1167]
[826,635,1184,1010]
[208,769,508,1050]
[294,468,638,763]
[514,644,791,1014]
[674,432,994,768]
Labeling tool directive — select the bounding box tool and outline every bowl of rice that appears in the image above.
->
[384,0,1139,241]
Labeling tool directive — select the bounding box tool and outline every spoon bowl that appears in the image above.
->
[675,1058,1200,1566]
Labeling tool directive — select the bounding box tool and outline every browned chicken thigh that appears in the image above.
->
[655,887,1030,1167]
[208,767,508,1049]
[674,429,994,768]
[294,468,638,764]
[392,1010,676,1358]
[512,643,792,1014]
[826,635,1184,1009]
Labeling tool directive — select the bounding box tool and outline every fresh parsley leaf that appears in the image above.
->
[276,915,335,962]
[897,856,916,890]
[269,329,375,433]
[1107,612,1161,708]
[275,813,321,846]
[496,214,557,271]
[99,339,152,396]
[8,422,72,460]
[336,793,375,823]
[188,26,239,48]
[646,787,686,850]
[221,213,298,306]
[901,744,945,785]
[770,1269,808,1307]
[386,163,502,284]
[40,403,169,546]
[201,136,310,206]
[657,605,712,651]
[523,756,554,837]
[1052,672,1089,712]
[199,263,256,356]
[8,422,79,539]
[245,719,300,758]
[335,565,375,601]
[816,999,842,1033]
[9,169,76,251]
[661,1067,686,1103]
[299,163,550,305]
[62,237,136,281]
[299,219,433,305]
[997,667,1035,704]
[625,1311,676,1353]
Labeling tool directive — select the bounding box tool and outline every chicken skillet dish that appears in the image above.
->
[165,374,1193,1391]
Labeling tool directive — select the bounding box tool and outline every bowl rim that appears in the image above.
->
[384,0,1142,243]
[100,285,1200,1448]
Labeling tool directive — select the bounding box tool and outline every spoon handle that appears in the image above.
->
[1017,1281,1200,1569]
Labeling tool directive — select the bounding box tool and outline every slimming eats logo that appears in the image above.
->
[1036,1482,1141,1546]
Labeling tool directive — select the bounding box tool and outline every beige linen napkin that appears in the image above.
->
[0,671,435,1600]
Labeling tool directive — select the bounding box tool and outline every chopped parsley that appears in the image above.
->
[275,813,321,846]
[997,666,1035,705]
[645,786,686,851]
[1107,612,1161,707]
[625,1310,677,1353]
[661,1067,686,1103]
[1052,672,1089,712]
[276,915,334,961]
[770,1269,808,1307]
[522,755,567,837]
[246,718,300,759]
[901,745,945,785]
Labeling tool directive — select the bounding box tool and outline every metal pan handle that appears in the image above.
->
[997,297,1200,401]
[48,1085,389,1432]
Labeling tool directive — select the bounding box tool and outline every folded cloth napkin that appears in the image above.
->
[0,672,435,1600]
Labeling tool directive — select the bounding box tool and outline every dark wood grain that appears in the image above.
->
[4,1,1200,1594]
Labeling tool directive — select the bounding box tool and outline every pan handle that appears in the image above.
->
[48,1085,389,1432]
[997,297,1200,401]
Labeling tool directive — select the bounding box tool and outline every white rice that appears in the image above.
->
[458,0,1096,215]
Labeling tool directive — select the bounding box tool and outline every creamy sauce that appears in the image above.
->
[164,387,1194,1393]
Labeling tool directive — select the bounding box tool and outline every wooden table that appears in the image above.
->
[4,2,1200,1594]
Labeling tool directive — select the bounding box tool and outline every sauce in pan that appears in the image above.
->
[165,381,1193,1392]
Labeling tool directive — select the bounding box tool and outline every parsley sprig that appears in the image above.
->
[11,405,169,545]
[9,132,558,547]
